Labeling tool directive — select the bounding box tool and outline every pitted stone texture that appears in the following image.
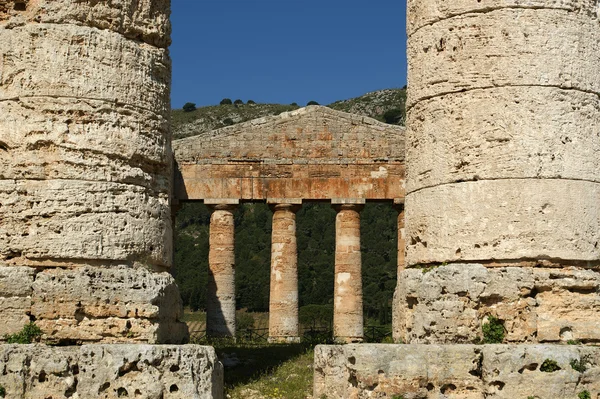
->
[407,0,599,35]
[0,266,34,337]
[0,344,223,399]
[407,8,600,108]
[0,97,171,190]
[333,204,363,342]
[406,87,600,192]
[405,180,600,265]
[0,24,170,114]
[0,180,172,267]
[0,266,188,343]
[314,344,483,399]
[207,206,237,338]
[0,0,171,47]
[314,344,600,398]
[269,204,300,342]
[393,264,600,344]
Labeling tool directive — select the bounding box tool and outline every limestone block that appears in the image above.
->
[407,0,599,34]
[0,266,35,336]
[407,8,600,108]
[406,87,600,192]
[0,23,170,114]
[394,264,600,344]
[0,180,172,267]
[314,344,600,398]
[0,0,171,47]
[405,180,600,265]
[0,97,171,189]
[482,345,600,398]
[0,344,223,398]
[314,344,483,399]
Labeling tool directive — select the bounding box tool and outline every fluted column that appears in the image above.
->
[333,203,364,343]
[394,201,406,273]
[268,204,301,343]
[207,204,237,338]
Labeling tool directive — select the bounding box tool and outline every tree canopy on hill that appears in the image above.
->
[173,202,397,324]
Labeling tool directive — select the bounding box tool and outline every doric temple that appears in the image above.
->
[172,105,405,343]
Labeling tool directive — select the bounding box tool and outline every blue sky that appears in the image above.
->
[170,0,407,109]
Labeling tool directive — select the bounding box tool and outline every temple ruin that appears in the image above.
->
[172,106,405,343]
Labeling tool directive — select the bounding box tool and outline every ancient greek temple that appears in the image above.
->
[172,106,405,342]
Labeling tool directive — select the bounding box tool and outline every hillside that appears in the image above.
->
[171,88,406,139]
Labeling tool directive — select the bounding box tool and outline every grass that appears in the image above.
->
[215,343,314,399]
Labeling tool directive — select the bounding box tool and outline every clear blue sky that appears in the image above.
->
[170,0,407,109]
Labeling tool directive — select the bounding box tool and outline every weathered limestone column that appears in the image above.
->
[333,203,364,343]
[268,203,301,343]
[394,200,406,274]
[207,203,237,338]
[396,0,600,344]
[0,0,187,343]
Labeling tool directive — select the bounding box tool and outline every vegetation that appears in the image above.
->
[579,391,591,399]
[0,385,5,398]
[482,315,504,344]
[247,100,256,104]
[570,355,590,373]
[540,359,561,372]
[171,88,406,139]
[234,99,244,105]
[307,100,319,105]
[182,102,196,112]
[174,202,397,324]
[4,322,42,344]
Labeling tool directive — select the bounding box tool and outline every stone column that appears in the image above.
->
[207,204,237,338]
[394,200,406,273]
[268,203,301,343]
[398,0,600,344]
[332,203,364,343]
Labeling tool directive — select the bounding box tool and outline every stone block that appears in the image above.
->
[0,97,171,190]
[406,86,600,192]
[0,266,35,337]
[0,23,170,114]
[405,180,600,265]
[0,344,223,398]
[407,9,600,108]
[394,264,600,344]
[314,344,600,398]
[0,0,171,47]
[0,180,172,267]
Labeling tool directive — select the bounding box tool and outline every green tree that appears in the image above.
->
[220,98,233,105]
[383,108,405,124]
[234,99,244,105]
[307,100,319,106]
[182,102,196,112]
[247,100,256,105]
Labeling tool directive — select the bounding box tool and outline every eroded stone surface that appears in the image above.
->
[394,264,600,344]
[0,24,170,113]
[0,0,171,47]
[407,8,600,108]
[406,86,600,192]
[0,344,223,399]
[0,97,171,190]
[0,266,188,343]
[0,180,172,266]
[405,180,600,265]
[314,344,600,399]
[407,0,599,35]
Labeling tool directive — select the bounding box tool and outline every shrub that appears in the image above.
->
[482,315,504,344]
[570,355,590,373]
[383,108,405,124]
[247,100,256,105]
[220,98,233,105]
[236,310,255,331]
[307,100,319,106]
[234,99,244,105]
[182,102,196,112]
[4,322,43,344]
[223,118,234,126]
[579,391,591,399]
[0,385,5,398]
[291,102,298,107]
[540,359,560,372]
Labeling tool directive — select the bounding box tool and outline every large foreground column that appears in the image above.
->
[207,204,237,338]
[333,203,364,343]
[268,203,301,343]
[395,0,600,344]
[0,0,186,343]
